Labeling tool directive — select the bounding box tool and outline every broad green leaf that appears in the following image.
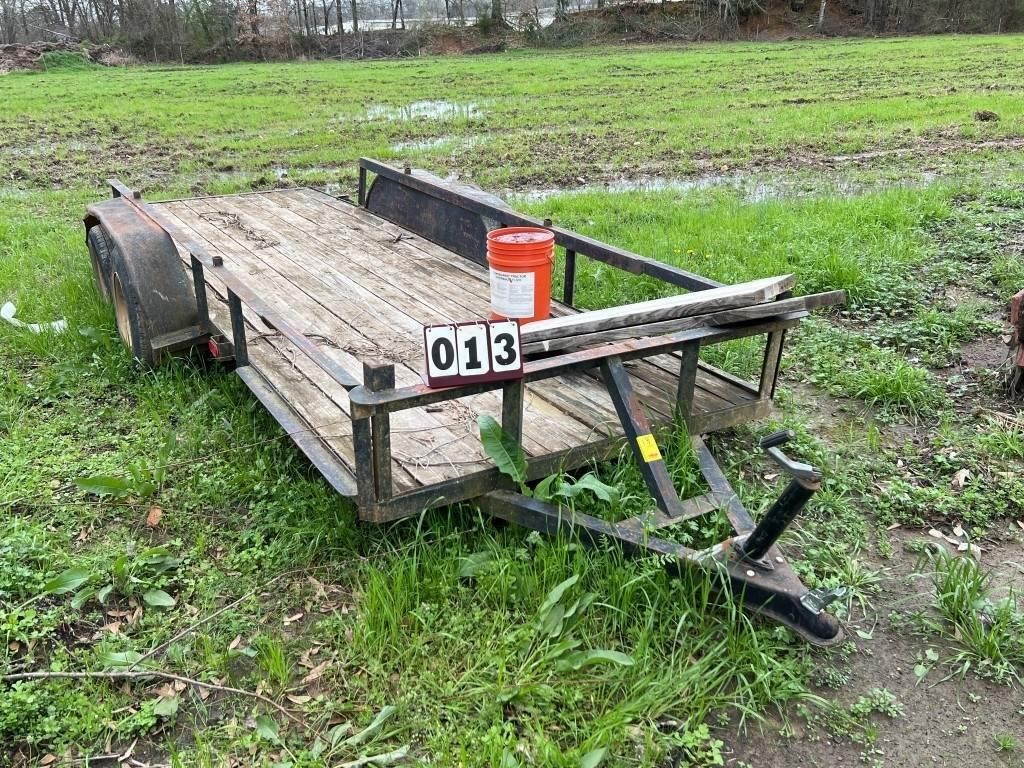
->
[579,748,608,768]
[540,603,566,638]
[501,750,523,768]
[458,551,495,578]
[143,589,176,607]
[329,722,353,747]
[255,714,280,743]
[112,555,129,583]
[97,650,142,668]
[134,480,157,498]
[97,584,114,603]
[478,415,527,487]
[153,695,179,717]
[563,592,596,622]
[533,473,561,502]
[539,637,582,665]
[556,649,635,672]
[537,575,578,625]
[71,586,96,609]
[309,737,329,759]
[563,473,619,503]
[75,475,133,497]
[43,567,92,595]
[343,705,397,747]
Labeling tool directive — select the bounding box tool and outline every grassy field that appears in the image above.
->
[2,36,1024,767]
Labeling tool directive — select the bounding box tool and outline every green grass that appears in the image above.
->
[2,35,1024,766]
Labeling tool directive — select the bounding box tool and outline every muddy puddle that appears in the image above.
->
[2,139,97,158]
[364,100,484,121]
[513,171,939,204]
[390,135,481,152]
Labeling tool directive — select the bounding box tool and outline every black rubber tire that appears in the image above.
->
[86,226,113,302]
[107,239,197,366]
[109,243,156,364]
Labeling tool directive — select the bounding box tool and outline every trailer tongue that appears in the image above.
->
[84,158,848,645]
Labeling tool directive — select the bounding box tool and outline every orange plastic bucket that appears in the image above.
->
[486,227,555,324]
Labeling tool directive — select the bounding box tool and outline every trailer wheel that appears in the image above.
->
[106,238,198,366]
[86,226,113,302]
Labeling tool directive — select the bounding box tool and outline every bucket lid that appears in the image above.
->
[487,227,555,246]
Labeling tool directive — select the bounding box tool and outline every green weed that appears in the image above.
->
[927,551,1024,683]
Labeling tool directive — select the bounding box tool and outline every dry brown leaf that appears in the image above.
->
[8,641,20,653]
[286,694,312,705]
[928,529,944,539]
[951,468,971,490]
[283,612,304,625]
[156,683,177,698]
[101,622,122,635]
[886,523,902,530]
[228,634,242,651]
[146,506,163,528]
[107,609,131,618]
[952,524,966,538]
[197,687,210,700]
[39,754,57,766]
[76,528,89,543]
[129,606,143,626]
[301,659,331,684]
[1016,520,1024,531]
[298,645,323,668]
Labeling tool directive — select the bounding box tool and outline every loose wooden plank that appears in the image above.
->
[523,290,843,355]
[520,275,796,345]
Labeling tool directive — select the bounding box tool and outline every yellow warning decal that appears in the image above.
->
[636,434,662,463]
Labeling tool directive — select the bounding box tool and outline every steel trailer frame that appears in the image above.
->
[84,158,847,645]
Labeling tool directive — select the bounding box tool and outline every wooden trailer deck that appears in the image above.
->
[147,187,770,500]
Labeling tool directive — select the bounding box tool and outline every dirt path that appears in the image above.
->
[724,532,1024,768]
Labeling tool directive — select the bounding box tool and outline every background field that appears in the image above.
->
[2,37,1024,767]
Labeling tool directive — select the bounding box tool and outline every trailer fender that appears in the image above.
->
[84,197,199,364]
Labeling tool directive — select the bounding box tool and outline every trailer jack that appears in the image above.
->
[478,358,845,646]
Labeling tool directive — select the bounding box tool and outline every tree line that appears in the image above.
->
[1,0,1020,59]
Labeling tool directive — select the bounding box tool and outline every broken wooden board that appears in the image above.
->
[520,274,796,345]
[523,290,846,355]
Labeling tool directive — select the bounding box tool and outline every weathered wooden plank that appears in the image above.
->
[520,275,796,345]
[163,201,480,488]
[274,190,722,430]
[156,207,385,480]
[522,290,843,355]
[231,192,602,458]
[168,196,591,480]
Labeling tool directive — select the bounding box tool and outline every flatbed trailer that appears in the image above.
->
[84,158,848,645]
